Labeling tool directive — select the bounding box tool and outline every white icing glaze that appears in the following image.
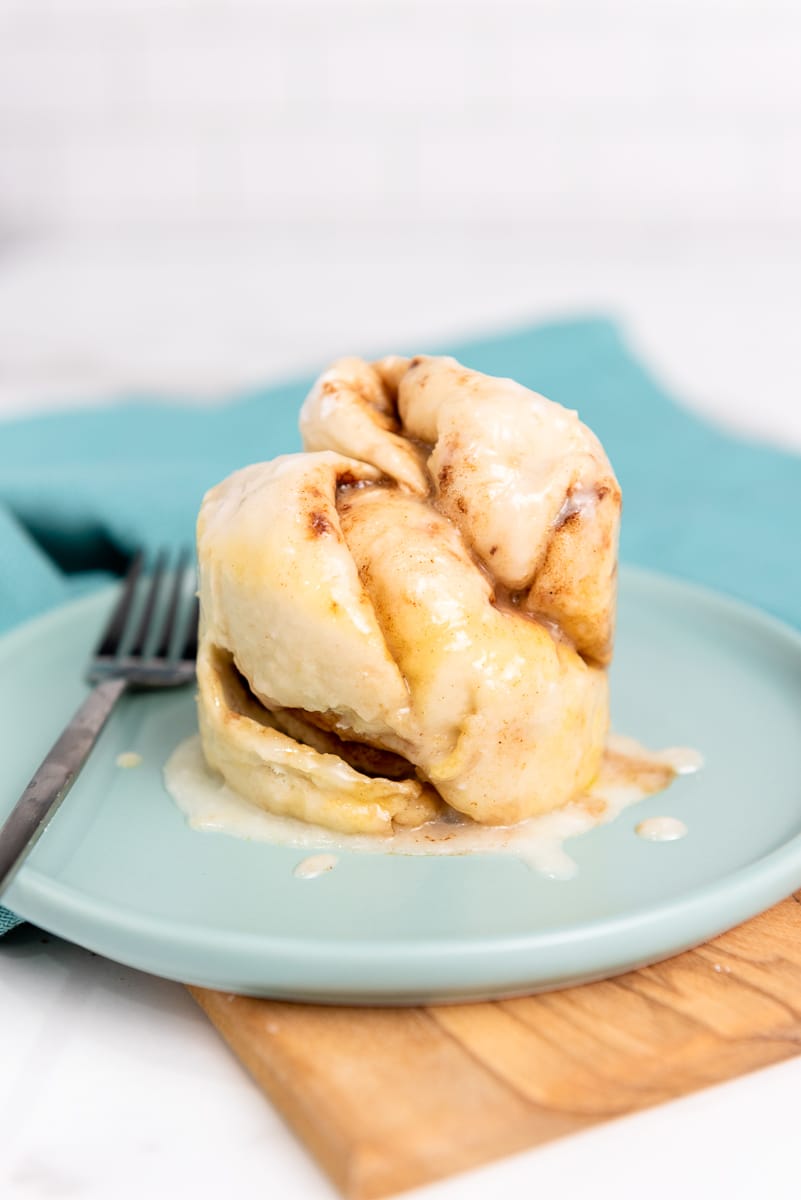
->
[116,751,143,769]
[556,485,599,526]
[608,735,703,776]
[164,732,700,881]
[635,816,688,842]
[293,853,338,879]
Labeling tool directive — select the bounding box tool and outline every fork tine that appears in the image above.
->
[181,592,199,663]
[128,548,168,657]
[95,550,144,658]
[153,547,191,658]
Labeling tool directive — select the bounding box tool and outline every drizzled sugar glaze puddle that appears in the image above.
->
[165,734,702,880]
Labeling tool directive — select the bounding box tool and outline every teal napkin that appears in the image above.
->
[2,316,799,934]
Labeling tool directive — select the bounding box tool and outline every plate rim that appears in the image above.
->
[3,566,801,999]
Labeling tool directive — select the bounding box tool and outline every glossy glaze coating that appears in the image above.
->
[197,356,621,830]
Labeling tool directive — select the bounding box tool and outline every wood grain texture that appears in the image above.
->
[189,891,801,1200]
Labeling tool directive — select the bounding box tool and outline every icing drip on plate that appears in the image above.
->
[164,733,702,881]
[636,817,689,842]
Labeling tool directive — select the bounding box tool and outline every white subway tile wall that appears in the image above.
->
[0,0,798,442]
[0,0,799,235]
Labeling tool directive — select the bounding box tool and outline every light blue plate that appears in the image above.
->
[2,568,801,1004]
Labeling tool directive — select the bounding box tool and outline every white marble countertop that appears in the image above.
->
[1,231,800,1200]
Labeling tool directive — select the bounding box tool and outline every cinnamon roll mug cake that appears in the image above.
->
[165,356,700,876]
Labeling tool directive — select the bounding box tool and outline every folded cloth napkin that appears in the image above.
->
[1,316,800,933]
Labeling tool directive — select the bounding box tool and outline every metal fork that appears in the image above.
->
[0,549,198,895]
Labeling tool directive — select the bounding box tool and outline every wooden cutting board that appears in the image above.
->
[189,890,801,1200]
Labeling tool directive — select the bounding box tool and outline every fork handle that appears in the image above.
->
[0,677,129,897]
